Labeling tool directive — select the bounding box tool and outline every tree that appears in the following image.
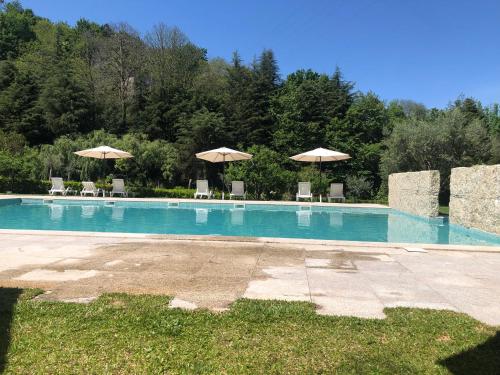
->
[380,109,492,201]
[141,23,206,140]
[176,108,228,184]
[327,92,388,195]
[272,69,354,156]
[100,23,144,133]
[0,1,37,60]
[225,145,295,199]
[38,65,94,137]
[245,49,280,145]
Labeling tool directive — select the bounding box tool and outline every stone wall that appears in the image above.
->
[449,164,499,235]
[388,170,440,217]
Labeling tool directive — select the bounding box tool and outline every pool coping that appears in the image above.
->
[0,228,499,253]
[1,194,499,253]
[0,194,387,208]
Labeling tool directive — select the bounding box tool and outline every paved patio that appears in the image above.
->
[1,233,500,326]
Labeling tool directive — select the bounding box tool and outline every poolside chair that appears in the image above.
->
[296,182,313,201]
[80,181,103,197]
[110,179,128,197]
[229,181,246,200]
[194,180,213,199]
[48,177,70,196]
[327,183,346,202]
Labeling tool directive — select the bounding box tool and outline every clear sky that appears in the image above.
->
[19,0,500,108]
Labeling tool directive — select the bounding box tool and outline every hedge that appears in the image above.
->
[0,177,387,203]
[0,178,199,198]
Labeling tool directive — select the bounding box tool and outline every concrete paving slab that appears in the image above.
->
[1,233,500,325]
[313,296,386,319]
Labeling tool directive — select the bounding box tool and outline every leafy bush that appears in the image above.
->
[346,175,373,200]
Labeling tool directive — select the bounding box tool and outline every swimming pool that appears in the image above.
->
[0,198,499,246]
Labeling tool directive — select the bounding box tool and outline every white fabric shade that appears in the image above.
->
[290,147,350,162]
[74,146,133,159]
[195,147,252,163]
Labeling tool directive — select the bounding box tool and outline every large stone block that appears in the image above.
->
[388,170,440,217]
[449,164,499,235]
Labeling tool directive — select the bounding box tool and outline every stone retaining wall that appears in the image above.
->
[449,164,499,235]
[388,170,440,217]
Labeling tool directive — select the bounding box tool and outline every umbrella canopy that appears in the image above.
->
[290,147,350,162]
[195,147,252,163]
[74,145,133,160]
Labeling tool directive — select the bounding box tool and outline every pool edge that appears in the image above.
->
[0,228,498,253]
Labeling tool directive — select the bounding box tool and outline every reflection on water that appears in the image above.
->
[296,210,311,227]
[81,205,97,218]
[329,212,343,229]
[387,213,441,244]
[111,206,125,221]
[230,209,244,226]
[49,205,64,221]
[195,208,208,224]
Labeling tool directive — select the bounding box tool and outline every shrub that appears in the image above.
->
[346,175,373,200]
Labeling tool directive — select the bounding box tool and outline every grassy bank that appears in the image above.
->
[1,289,498,374]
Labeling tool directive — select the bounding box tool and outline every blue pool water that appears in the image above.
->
[0,198,499,246]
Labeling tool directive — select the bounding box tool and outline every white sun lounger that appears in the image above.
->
[327,183,346,202]
[229,181,246,200]
[80,181,103,197]
[110,179,128,197]
[48,177,70,196]
[194,180,213,199]
[296,182,313,201]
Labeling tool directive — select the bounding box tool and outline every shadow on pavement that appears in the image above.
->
[0,288,23,373]
[439,331,500,375]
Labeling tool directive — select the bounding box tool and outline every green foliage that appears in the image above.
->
[226,145,295,199]
[345,175,373,200]
[0,1,37,59]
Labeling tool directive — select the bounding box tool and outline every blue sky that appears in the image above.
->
[19,0,500,108]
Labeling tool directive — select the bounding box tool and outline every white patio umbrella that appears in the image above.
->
[195,147,252,199]
[74,146,133,197]
[74,145,133,160]
[290,147,351,201]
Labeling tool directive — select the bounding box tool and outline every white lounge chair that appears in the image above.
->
[194,180,212,199]
[296,182,313,201]
[80,181,103,197]
[48,177,69,196]
[110,179,128,197]
[229,181,246,200]
[327,183,345,202]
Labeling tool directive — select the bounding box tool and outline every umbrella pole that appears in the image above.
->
[319,157,322,203]
[103,153,106,197]
[222,154,225,200]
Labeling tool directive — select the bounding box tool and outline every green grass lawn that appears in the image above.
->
[1,289,499,374]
